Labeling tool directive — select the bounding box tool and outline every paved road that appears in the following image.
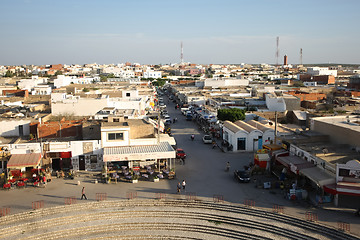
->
[1,95,360,237]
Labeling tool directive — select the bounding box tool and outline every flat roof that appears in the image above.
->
[313,115,360,134]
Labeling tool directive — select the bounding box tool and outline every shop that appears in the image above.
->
[103,142,176,181]
[5,153,49,189]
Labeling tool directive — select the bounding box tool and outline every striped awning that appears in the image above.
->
[103,142,175,162]
[7,153,42,168]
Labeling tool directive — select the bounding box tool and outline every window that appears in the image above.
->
[224,131,229,141]
[113,118,119,122]
[126,93,130,97]
[90,155,97,164]
[108,132,124,141]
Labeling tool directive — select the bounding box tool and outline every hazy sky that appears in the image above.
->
[1,0,359,65]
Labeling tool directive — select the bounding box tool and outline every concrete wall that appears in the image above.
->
[311,118,360,149]
[0,119,31,137]
[51,97,108,116]
[35,121,83,139]
[265,94,287,111]
[9,142,41,155]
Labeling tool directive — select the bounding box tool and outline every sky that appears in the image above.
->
[1,0,360,66]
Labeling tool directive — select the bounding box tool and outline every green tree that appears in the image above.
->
[82,88,90,92]
[217,108,246,122]
[152,79,166,87]
[100,75,108,82]
[55,70,63,76]
[4,70,14,78]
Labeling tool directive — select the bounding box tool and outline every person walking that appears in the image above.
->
[177,182,181,193]
[81,187,87,200]
[182,180,186,191]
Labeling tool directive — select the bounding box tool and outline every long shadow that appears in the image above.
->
[38,194,66,199]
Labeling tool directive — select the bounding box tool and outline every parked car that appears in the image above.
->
[202,135,212,144]
[176,148,186,159]
[234,170,251,183]
[186,114,192,121]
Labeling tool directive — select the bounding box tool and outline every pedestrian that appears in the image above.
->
[182,180,186,191]
[182,158,185,165]
[81,187,87,200]
[177,182,181,193]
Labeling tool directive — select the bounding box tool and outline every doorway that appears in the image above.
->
[52,158,61,170]
[79,155,85,170]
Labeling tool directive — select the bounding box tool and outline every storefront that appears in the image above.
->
[103,142,176,172]
[7,153,43,179]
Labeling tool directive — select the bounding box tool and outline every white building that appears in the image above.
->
[18,76,48,91]
[204,78,249,88]
[54,75,73,88]
[0,119,31,137]
[143,70,162,79]
[222,120,263,152]
[265,93,287,112]
[32,85,52,95]
[247,120,275,145]
[307,67,337,77]
[101,120,175,170]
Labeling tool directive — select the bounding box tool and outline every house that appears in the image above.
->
[247,120,275,145]
[234,121,263,151]
[222,120,262,152]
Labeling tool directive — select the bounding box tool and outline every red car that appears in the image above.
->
[176,148,186,159]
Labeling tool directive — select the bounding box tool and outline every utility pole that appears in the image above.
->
[157,110,161,144]
[276,37,279,67]
[180,41,184,64]
[274,111,278,145]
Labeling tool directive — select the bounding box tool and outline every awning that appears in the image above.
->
[324,182,360,196]
[7,153,42,168]
[299,167,335,187]
[103,142,175,162]
[323,184,338,195]
[276,155,314,174]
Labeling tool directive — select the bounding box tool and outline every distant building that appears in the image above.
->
[307,67,337,77]
[348,75,360,90]
[284,55,288,66]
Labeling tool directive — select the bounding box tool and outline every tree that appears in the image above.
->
[217,108,246,122]
[152,79,166,87]
[4,70,14,78]
[55,70,62,76]
[82,88,90,92]
[100,75,108,82]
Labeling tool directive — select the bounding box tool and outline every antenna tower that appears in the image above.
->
[275,37,279,66]
[180,41,184,64]
[300,48,303,65]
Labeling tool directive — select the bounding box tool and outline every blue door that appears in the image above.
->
[258,136,263,149]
